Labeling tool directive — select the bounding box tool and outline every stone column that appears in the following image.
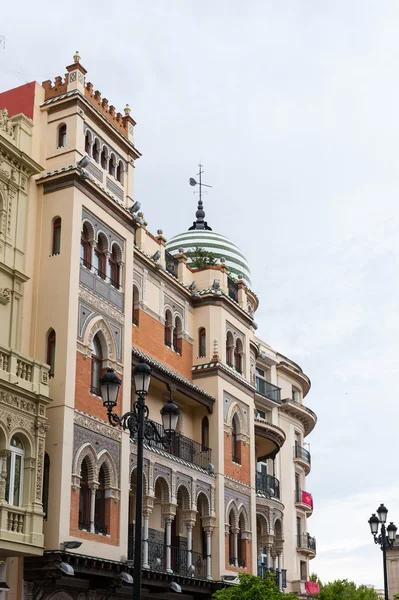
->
[183,510,197,572]
[142,496,154,569]
[266,544,272,569]
[202,516,216,580]
[0,450,9,501]
[89,484,98,534]
[162,503,177,573]
[232,527,239,567]
[277,552,283,590]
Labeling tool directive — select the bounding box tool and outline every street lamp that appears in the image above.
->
[368,504,398,600]
[101,364,180,600]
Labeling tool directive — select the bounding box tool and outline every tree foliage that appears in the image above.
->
[186,246,218,268]
[213,573,298,600]
[316,579,379,600]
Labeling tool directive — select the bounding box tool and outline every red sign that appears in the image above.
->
[302,490,313,509]
[306,581,320,595]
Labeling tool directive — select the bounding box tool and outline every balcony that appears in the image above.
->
[255,377,281,404]
[142,418,212,471]
[0,504,44,556]
[255,417,286,460]
[78,518,108,535]
[293,444,311,474]
[258,565,287,588]
[280,397,317,436]
[228,277,239,302]
[0,345,50,395]
[128,538,207,578]
[297,534,316,557]
[256,473,280,500]
[295,489,313,514]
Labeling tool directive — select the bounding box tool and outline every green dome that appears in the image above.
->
[166,200,251,286]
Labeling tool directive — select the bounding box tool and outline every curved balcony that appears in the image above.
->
[293,444,311,474]
[255,417,286,460]
[295,489,313,514]
[297,534,316,558]
[256,473,280,500]
[280,398,317,436]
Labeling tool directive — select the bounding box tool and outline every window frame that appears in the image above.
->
[199,328,206,358]
[52,217,61,256]
[6,436,24,507]
[90,335,103,396]
[58,124,67,148]
[47,329,56,378]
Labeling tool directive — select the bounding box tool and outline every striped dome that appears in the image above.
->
[166,229,251,287]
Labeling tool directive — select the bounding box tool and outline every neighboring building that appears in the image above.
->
[0,54,317,600]
[0,105,51,595]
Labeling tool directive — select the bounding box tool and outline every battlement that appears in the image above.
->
[42,52,136,140]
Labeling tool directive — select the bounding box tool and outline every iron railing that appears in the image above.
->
[232,454,241,465]
[128,537,207,577]
[256,473,280,500]
[238,558,246,568]
[165,251,178,278]
[297,534,316,552]
[295,488,313,509]
[294,444,311,465]
[90,385,101,397]
[80,257,91,269]
[228,278,239,302]
[141,418,212,470]
[78,519,107,535]
[80,257,121,290]
[255,378,281,404]
[257,566,287,588]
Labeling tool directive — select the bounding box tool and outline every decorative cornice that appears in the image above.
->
[78,287,124,324]
[279,398,317,437]
[74,409,122,442]
[192,361,255,397]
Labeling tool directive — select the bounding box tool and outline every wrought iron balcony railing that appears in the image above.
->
[297,534,316,552]
[256,473,280,500]
[139,418,212,470]
[80,257,121,289]
[257,565,287,588]
[255,377,281,404]
[294,444,311,465]
[128,537,207,578]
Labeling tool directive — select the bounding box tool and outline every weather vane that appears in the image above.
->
[189,164,212,205]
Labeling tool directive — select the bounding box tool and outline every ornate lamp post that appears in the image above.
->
[100,363,180,600]
[368,504,398,600]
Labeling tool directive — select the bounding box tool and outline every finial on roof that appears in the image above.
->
[124,104,131,116]
[73,51,81,63]
[188,164,212,231]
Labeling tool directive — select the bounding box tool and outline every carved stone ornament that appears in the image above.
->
[74,410,122,442]
[0,288,11,305]
[0,109,15,140]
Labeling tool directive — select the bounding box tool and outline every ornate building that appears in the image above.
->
[0,55,317,600]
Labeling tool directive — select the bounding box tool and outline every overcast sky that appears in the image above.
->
[2,0,399,588]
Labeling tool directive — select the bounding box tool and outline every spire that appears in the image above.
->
[188,164,212,231]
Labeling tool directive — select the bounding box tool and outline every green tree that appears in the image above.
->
[213,572,298,600]
[186,246,218,269]
[316,579,379,600]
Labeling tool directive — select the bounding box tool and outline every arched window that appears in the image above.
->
[201,416,209,449]
[6,436,24,506]
[42,453,50,520]
[52,217,61,255]
[109,154,117,177]
[47,329,56,378]
[228,511,236,566]
[80,223,92,267]
[94,466,107,534]
[91,334,103,396]
[79,458,91,530]
[92,138,101,163]
[101,146,108,170]
[132,285,139,326]
[116,161,124,184]
[93,234,107,279]
[85,130,92,155]
[109,245,120,289]
[164,310,173,348]
[235,339,243,374]
[238,513,246,567]
[226,331,234,367]
[231,414,241,464]
[199,328,206,358]
[174,316,183,355]
[57,124,67,148]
